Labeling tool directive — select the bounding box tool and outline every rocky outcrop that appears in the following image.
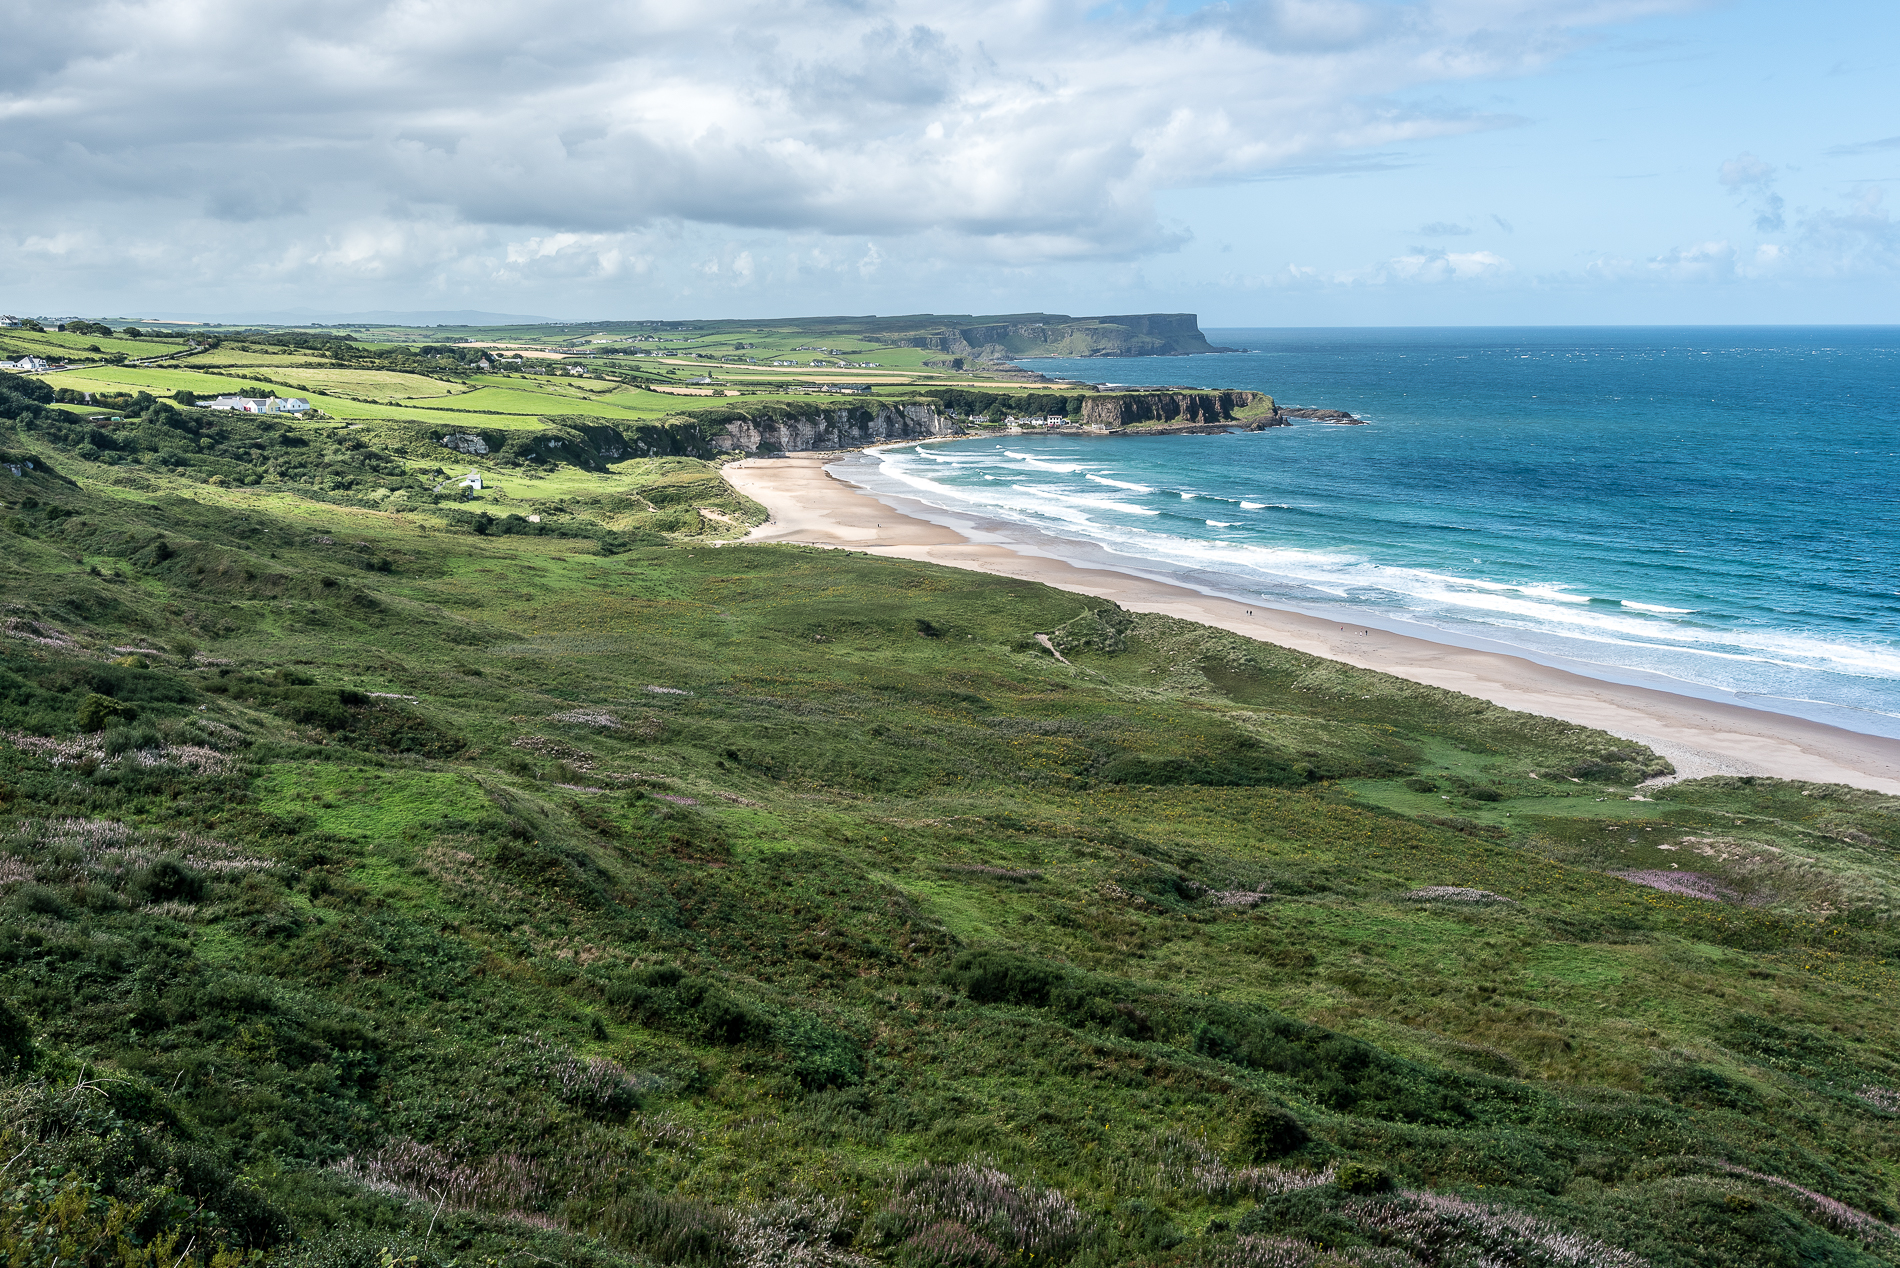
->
[1275,407,1366,425]
[1078,391,1275,431]
[704,403,958,453]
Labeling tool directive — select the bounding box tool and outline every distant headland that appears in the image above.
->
[852,311,1236,363]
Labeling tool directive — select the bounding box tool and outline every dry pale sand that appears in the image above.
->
[723,454,1900,795]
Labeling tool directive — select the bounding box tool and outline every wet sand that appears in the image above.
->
[723,454,1900,794]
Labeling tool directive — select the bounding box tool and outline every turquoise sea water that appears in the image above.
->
[840,327,1900,738]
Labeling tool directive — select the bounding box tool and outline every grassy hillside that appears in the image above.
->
[0,370,1896,1268]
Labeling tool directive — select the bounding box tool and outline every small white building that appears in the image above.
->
[0,356,48,372]
[0,316,19,328]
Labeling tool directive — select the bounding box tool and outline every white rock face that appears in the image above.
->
[711,404,958,453]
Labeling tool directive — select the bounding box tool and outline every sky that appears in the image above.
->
[1,0,1895,325]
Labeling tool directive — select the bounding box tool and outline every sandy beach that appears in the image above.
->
[724,452,1900,795]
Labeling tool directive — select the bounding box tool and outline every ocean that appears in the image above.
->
[839,327,1900,739]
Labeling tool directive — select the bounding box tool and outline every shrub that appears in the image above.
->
[102,722,161,755]
[130,857,207,904]
[0,998,32,1071]
[77,691,138,731]
[940,949,1064,1007]
[1240,1106,1310,1162]
[1334,1162,1392,1195]
[696,986,766,1045]
[777,1012,866,1090]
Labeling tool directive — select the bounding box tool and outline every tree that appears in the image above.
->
[175,389,198,407]
[121,325,142,338]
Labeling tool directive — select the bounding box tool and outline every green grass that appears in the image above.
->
[0,364,1895,1268]
[251,762,481,839]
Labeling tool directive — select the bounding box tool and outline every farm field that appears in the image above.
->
[421,383,666,419]
[37,365,278,397]
[270,366,469,399]
[1,328,192,360]
[182,348,339,368]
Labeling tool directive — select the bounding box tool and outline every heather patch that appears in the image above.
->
[1237,1188,1648,1267]
[876,1163,1090,1262]
[1611,869,1737,901]
[550,707,622,728]
[1402,886,1511,903]
[0,816,272,901]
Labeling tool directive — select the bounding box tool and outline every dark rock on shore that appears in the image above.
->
[1275,407,1366,424]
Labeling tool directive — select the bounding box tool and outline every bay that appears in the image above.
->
[841,326,1900,737]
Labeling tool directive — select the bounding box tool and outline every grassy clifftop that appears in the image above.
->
[0,373,1896,1267]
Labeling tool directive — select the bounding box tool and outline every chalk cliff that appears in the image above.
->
[419,390,1333,466]
[706,403,957,453]
[1078,390,1275,430]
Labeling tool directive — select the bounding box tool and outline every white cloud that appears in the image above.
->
[1377,248,1512,282]
[1718,152,1785,232]
[0,0,1695,308]
[1223,246,1511,289]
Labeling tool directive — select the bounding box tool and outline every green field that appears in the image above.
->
[184,348,339,368]
[1,327,192,360]
[0,332,1894,1268]
[279,367,470,399]
[418,383,664,419]
[41,365,271,396]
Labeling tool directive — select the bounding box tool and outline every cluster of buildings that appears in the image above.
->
[0,356,52,373]
[202,395,312,414]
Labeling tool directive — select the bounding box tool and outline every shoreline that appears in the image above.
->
[722,452,1900,795]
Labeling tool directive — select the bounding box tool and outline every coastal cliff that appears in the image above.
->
[1079,390,1276,431]
[704,402,956,453]
[422,392,1338,466]
[873,312,1232,361]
